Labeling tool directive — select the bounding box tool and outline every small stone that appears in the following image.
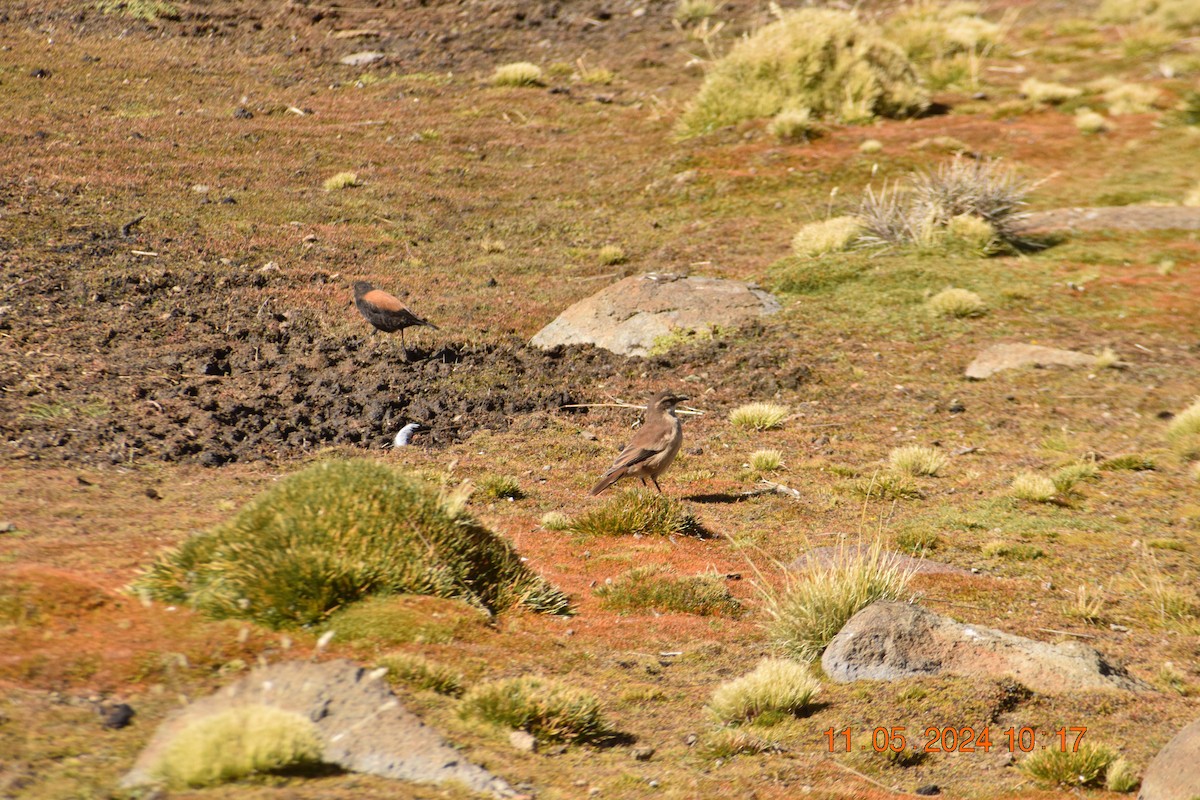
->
[340,50,386,66]
[580,431,597,441]
[145,487,161,500]
[509,730,537,753]
[915,785,940,796]
[684,733,698,746]
[948,400,965,414]
[0,522,17,533]
[1110,623,1130,632]
[99,703,136,730]
[632,746,655,761]
[233,106,253,119]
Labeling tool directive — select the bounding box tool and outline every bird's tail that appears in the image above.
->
[421,319,440,330]
[589,470,621,496]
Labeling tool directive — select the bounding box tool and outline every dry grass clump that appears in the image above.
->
[378,652,464,696]
[749,449,785,472]
[568,489,705,537]
[597,245,626,265]
[730,402,789,431]
[459,676,610,743]
[96,0,180,20]
[1020,77,1082,104]
[477,474,524,500]
[1100,80,1162,114]
[943,213,999,253]
[1165,397,1200,459]
[152,705,324,788]
[859,138,883,153]
[764,541,915,661]
[1053,460,1099,494]
[1019,742,1117,788]
[927,287,986,318]
[677,8,928,137]
[1100,453,1155,471]
[886,1,1003,62]
[858,157,1032,250]
[707,659,821,722]
[1065,584,1107,624]
[1104,757,1139,792]
[1075,108,1112,134]
[323,171,360,191]
[133,460,569,627]
[888,445,948,476]
[791,216,862,257]
[595,567,741,616]
[1010,471,1058,502]
[981,540,1043,560]
[769,109,820,142]
[540,511,571,531]
[491,62,544,87]
[851,472,923,500]
[699,728,779,759]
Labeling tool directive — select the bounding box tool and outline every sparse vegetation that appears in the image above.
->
[708,658,821,722]
[764,541,915,661]
[1065,584,1107,624]
[730,402,789,431]
[1010,471,1058,502]
[568,489,705,537]
[677,8,928,137]
[491,62,544,87]
[888,445,947,476]
[851,472,923,500]
[981,540,1044,560]
[1100,453,1155,471]
[459,676,611,743]
[378,652,464,696]
[927,287,987,318]
[674,0,717,25]
[1020,77,1082,104]
[597,245,626,265]
[1075,108,1112,134]
[95,0,179,20]
[323,172,360,191]
[698,728,778,759]
[133,460,569,627]
[769,109,820,142]
[1019,742,1117,788]
[595,566,741,616]
[540,511,571,531]
[152,705,325,788]
[1104,757,1139,792]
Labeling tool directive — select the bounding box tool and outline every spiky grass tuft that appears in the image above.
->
[477,474,524,500]
[1075,108,1112,134]
[749,449,785,472]
[791,216,862,257]
[888,445,948,477]
[763,541,915,662]
[323,172,360,191]
[1010,471,1058,502]
[540,511,571,531]
[378,652,464,696]
[568,489,705,537]
[597,245,626,265]
[459,676,611,743]
[491,62,544,87]
[1165,397,1200,459]
[698,728,779,759]
[927,287,987,318]
[1019,742,1117,788]
[1065,584,1107,624]
[133,460,569,627]
[730,402,789,431]
[1053,460,1099,495]
[707,658,821,722]
[769,109,820,142]
[595,566,741,616]
[1104,757,1139,792]
[152,705,324,788]
[981,540,1043,560]
[95,0,180,20]
[1100,453,1155,471]
[677,8,927,137]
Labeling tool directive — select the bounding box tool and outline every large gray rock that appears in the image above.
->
[821,601,1147,694]
[965,343,1098,379]
[1139,717,1200,800]
[122,660,514,796]
[530,273,781,356]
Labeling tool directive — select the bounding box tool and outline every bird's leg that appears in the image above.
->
[640,477,648,488]
[400,328,411,363]
[651,476,663,493]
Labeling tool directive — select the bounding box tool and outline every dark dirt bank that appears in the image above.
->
[0,256,810,466]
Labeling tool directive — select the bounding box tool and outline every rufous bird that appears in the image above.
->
[352,280,438,360]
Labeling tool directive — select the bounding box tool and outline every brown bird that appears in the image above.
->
[590,390,688,496]
[352,280,439,360]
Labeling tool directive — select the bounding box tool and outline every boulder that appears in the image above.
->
[530,273,781,356]
[821,601,1148,694]
[965,343,1098,380]
[1139,717,1200,800]
[122,660,514,796]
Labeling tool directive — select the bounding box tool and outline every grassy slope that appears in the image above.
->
[1,1,1199,798]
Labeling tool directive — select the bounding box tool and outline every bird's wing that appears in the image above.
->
[362,289,407,312]
[607,422,675,471]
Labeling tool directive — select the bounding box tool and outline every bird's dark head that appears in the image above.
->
[650,390,689,412]
[351,280,373,299]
